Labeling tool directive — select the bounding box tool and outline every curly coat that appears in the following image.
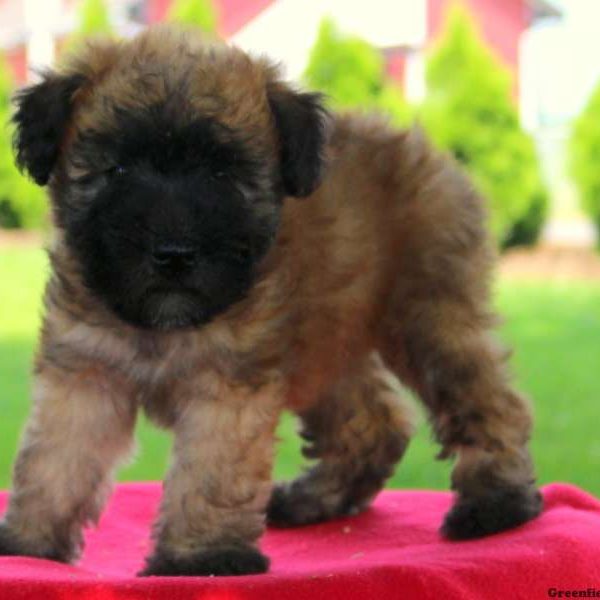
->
[0,25,541,576]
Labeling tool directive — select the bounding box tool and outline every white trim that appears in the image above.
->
[405,49,426,103]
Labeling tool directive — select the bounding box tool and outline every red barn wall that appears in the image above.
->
[428,0,529,74]
[146,0,170,22]
[385,49,407,85]
[5,45,27,85]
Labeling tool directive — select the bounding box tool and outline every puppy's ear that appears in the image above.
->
[12,71,86,185]
[267,84,331,198]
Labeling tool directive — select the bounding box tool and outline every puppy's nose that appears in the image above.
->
[151,243,197,272]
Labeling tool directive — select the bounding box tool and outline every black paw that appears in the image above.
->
[442,485,543,540]
[266,484,307,527]
[140,544,270,577]
[267,484,329,527]
[0,523,24,557]
[0,522,71,562]
[267,482,367,528]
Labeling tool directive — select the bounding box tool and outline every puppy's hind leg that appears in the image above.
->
[267,354,415,527]
[380,297,543,540]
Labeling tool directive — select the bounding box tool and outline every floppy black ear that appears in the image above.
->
[267,85,330,198]
[12,72,85,186]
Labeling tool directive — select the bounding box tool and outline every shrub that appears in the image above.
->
[167,0,218,32]
[304,18,411,127]
[420,6,547,246]
[0,55,46,229]
[569,82,600,242]
[77,0,113,37]
[64,0,114,55]
[502,184,549,250]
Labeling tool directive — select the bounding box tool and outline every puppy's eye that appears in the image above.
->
[73,165,127,187]
[107,165,128,177]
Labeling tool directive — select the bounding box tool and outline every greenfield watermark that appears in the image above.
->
[548,589,600,598]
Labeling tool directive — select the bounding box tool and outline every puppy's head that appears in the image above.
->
[13,26,329,330]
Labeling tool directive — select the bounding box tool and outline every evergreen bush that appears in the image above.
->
[304,18,411,127]
[420,6,547,245]
[167,0,218,32]
[570,82,600,243]
[0,56,46,229]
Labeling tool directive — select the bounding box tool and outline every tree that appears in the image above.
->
[73,0,113,38]
[304,18,411,127]
[78,0,112,36]
[66,0,113,53]
[0,55,46,229]
[570,82,600,243]
[167,0,218,33]
[420,5,547,246]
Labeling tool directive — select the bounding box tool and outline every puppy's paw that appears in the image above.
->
[0,523,24,557]
[266,483,329,527]
[0,522,72,562]
[140,544,269,577]
[441,485,543,540]
[267,482,365,528]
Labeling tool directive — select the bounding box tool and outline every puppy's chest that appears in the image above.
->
[57,320,218,386]
[130,332,201,382]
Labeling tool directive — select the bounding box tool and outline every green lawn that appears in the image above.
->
[1,248,599,497]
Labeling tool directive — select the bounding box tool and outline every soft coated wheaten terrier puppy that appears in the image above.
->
[0,25,541,576]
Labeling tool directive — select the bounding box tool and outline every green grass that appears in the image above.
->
[1,248,599,496]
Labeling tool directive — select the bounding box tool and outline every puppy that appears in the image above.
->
[0,25,542,576]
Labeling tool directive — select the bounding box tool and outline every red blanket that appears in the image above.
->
[1,482,599,599]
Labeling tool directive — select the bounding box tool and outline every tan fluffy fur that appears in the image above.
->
[0,26,541,575]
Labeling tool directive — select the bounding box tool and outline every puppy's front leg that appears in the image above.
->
[142,380,281,577]
[0,361,137,562]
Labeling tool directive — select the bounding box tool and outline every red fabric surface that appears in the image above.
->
[1,482,599,599]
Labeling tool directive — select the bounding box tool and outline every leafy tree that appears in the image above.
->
[0,55,46,229]
[304,18,411,126]
[501,184,549,250]
[167,0,218,32]
[77,0,113,37]
[65,0,113,54]
[420,5,547,246]
[570,82,600,243]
